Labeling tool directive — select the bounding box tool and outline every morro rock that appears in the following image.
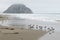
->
[3,4,33,13]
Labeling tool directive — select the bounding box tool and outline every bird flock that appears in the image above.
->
[28,24,55,34]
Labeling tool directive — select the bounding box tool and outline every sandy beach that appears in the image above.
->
[0,25,47,40]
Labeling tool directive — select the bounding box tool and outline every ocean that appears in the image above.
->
[1,13,60,20]
[15,13,60,22]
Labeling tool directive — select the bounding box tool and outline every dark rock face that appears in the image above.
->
[3,4,33,13]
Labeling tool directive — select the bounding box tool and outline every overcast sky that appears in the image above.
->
[0,0,60,13]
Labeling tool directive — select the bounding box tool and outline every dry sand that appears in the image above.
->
[0,25,47,40]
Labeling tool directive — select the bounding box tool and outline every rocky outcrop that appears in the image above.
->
[3,4,33,13]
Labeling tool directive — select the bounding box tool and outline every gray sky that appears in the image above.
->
[0,0,60,13]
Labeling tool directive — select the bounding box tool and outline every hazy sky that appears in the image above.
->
[0,0,60,13]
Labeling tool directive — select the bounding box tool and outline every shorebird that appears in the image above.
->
[28,24,34,29]
[47,28,52,34]
[39,26,43,30]
[44,26,47,31]
[36,25,38,29]
[51,27,55,33]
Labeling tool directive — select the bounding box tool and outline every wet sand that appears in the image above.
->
[0,25,47,40]
[40,31,60,40]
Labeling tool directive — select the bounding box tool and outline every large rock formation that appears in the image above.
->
[3,4,33,13]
